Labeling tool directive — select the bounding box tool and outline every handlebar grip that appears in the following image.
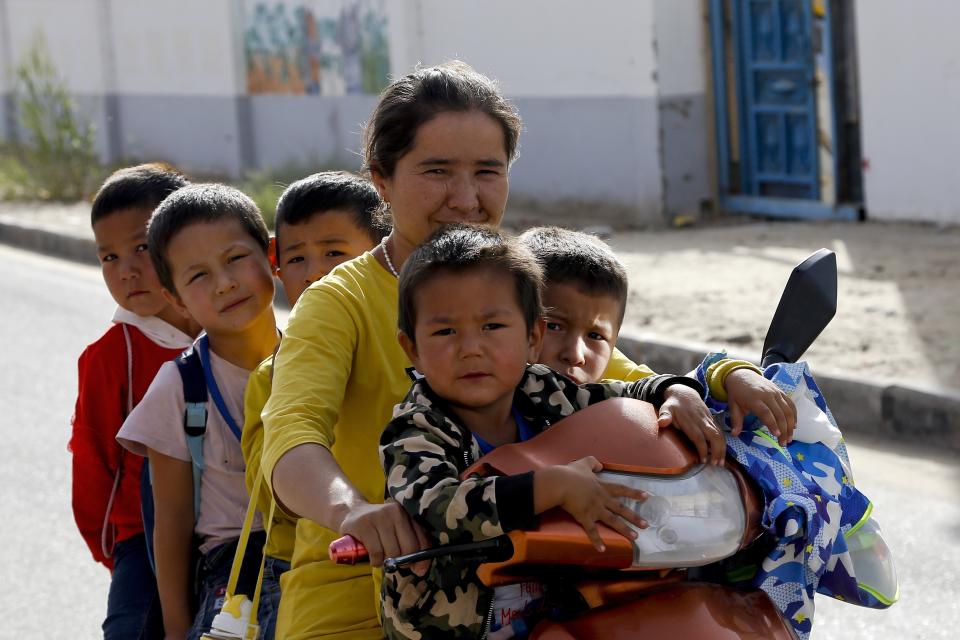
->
[330,533,513,572]
[329,535,369,564]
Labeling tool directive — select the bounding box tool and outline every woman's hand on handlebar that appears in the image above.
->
[725,369,797,445]
[338,499,431,572]
[536,457,649,552]
[658,384,727,465]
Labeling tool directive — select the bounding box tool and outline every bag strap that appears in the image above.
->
[268,335,281,384]
[206,336,284,638]
[122,325,135,416]
[250,499,276,628]
[175,343,208,523]
[227,340,283,633]
[101,324,137,559]
[213,340,283,638]
[198,337,243,442]
[210,472,275,638]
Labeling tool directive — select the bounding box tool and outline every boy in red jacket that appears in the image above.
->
[70,163,200,639]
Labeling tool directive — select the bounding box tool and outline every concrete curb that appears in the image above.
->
[617,333,960,452]
[3,215,958,451]
[0,216,98,266]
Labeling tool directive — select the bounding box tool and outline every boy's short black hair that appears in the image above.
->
[147,183,270,294]
[90,162,190,225]
[519,226,629,323]
[398,224,543,341]
[275,171,388,248]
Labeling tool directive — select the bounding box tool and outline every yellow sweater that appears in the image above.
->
[605,347,655,381]
[262,252,410,640]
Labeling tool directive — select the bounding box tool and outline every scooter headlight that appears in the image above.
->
[600,465,746,568]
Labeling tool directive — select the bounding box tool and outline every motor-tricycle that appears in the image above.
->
[331,249,897,639]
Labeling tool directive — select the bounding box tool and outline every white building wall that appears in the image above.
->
[400,0,658,97]
[654,0,706,97]
[653,0,712,220]
[0,0,13,141]
[109,0,240,97]
[7,0,106,94]
[5,0,111,156]
[4,0,242,96]
[396,0,664,221]
[106,0,250,174]
[4,0,246,174]
[1,0,712,224]
[856,2,960,224]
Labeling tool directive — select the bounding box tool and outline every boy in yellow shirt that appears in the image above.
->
[240,172,388,638]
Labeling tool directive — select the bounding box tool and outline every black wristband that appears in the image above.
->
[495,471,538,532]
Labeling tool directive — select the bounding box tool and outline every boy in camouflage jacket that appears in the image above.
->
[379,225,714,639]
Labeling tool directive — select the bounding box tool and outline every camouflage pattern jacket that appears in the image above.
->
[379,364,701,639]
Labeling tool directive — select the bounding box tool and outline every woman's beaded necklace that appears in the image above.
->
[380,236,399,277]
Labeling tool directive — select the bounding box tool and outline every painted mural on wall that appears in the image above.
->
[243,0,389,95]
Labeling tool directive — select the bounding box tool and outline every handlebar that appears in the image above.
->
[328,535,513,573]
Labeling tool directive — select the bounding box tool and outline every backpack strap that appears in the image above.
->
[175,344,208,523]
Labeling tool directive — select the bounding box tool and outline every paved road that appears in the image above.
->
[0,244,956,639]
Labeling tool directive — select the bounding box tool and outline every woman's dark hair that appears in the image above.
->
[90,162,190,225]
[147,183,269,294]
[362,60,522,179]
[519,226,629,322]
[398,224,543,341]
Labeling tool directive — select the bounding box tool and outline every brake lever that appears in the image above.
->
[384,536,513,574]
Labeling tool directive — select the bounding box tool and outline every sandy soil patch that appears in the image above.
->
[604,221,959,390]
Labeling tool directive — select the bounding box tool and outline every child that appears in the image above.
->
[239,171,388,638]
[70,163,198,640]
[271,171,389,304]
[520,226,797,445]
[379,224,711,639]
[518,226,630,385]
[117,184,280,640]
[518,228,883,640]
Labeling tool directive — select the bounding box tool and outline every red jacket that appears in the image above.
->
[69,323,184,569]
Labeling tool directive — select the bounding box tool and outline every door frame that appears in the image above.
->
[708,0,863,220]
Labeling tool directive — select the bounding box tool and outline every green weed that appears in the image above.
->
[1,33,100,200]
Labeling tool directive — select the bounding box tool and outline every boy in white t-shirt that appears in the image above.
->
[118,184,280,640]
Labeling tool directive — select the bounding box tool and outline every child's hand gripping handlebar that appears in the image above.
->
[328,534,512,573]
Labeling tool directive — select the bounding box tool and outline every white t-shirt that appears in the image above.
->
[117,345,262,553]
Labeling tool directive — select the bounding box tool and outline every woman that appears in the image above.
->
[262,61,524,639]
[262,60,765,639]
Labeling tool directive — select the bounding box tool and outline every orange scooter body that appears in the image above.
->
[462,397,795,640]
[530,584,794,640]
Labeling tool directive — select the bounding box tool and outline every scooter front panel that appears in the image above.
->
[529,583,795,640]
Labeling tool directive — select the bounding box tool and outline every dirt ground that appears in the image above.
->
[600,220,960,391]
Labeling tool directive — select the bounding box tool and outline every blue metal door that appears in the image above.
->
[735,0,819,199]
